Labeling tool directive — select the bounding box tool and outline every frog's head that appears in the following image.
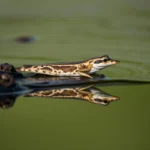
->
[88,55,119,71]
[92,96,119,106]
[90,88,119,105]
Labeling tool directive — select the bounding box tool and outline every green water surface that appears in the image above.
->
[0,0,150,150]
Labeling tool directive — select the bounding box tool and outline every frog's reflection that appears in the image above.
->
[25,86,119,106]
[0,85,119,109]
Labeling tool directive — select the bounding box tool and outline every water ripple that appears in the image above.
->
[107,60,150,81]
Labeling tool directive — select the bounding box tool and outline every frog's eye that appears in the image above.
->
[103,100,109,105]
[103,59,108,62]
[94,60,102,64]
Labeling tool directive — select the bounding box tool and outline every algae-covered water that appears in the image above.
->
[0,0,150,150]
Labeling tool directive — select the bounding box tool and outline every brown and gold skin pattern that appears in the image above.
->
[17,55,119,78]
[25,86,119,105]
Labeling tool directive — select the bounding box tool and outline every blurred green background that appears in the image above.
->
[0,0,150,150]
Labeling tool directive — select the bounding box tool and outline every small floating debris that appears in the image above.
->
[15,36,38,43]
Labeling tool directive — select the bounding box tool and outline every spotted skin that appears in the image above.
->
[25,86,119,105]
[16,55,119,78]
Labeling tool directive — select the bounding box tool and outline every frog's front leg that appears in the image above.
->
[78,71,92,78]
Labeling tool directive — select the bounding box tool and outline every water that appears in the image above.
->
[0,0,150,150]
